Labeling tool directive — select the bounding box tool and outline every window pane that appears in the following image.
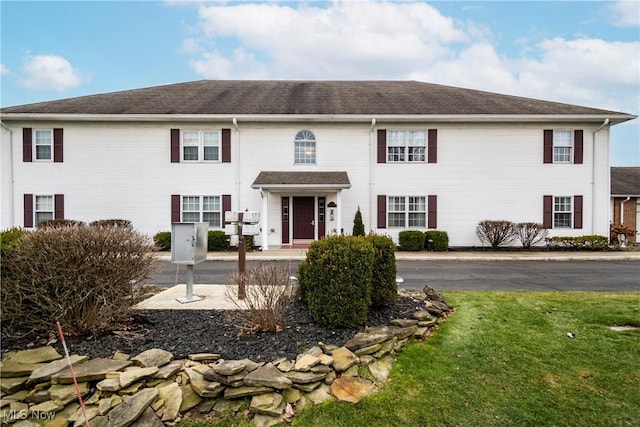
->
[203,131,220,161]
[408,213,426,227]
[183,212,200,222]
[203,212,221,227]
[388,197,405,212]
[408,146,425,162]
[35,130,52,144]
[183,131,199,161]
[202,131,219,145]
[183,146,198,160]
[554,197,571,212]
[407,131,426,146]
[387,131,405,146]
[554,213,571,228]
[35,195,53,210]
[295,141,316,164]
[388,213,406,227]
[409,196,425,212]
[203,146,219,161]
[35,212,54,225]
[183,196,200,211]
[388,147,405,162]
[203,196,220,211]
[554,147,571,162]
[36,145,52,160]
[553,131,572,147]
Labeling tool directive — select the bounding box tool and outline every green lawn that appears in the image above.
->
[292,291,640,427]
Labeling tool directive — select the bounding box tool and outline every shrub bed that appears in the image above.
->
[399,230,426,251]
[153,231,172,251]
[368,233,398,307]
[545,235,609,251]
[424,230,449,251]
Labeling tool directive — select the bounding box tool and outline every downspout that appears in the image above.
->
[592,118,609,233]
[1,121,15,226]
[369,118,376,232]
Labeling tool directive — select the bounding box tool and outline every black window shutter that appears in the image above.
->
[377,130,386,164]
[377,195,387,228]
[574,195,583,229]
[428,129,437,164]
[53,129,63,162]
[23,128,33,162]
[543,130,553,164]
[171,195,181,222]
[543,195,553,228]
[574,130,583,164]
[222,129,231,163]
[54,194,64,219]
[428,195,437,228]
[170,129,180,163]
[24,194,34,228]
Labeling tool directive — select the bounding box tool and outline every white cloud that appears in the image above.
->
[0,64,9,76]
[20,54,86,91]
[609,0,640,27]
[183,1,638,116]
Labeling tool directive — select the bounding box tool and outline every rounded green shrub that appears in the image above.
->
[153,231,172,251]
[424,230,449,251]
[1,227,26,254]
[208,230,230,251]
[298,235,375,328]
[368,233,397,307]
[398,230,426,251]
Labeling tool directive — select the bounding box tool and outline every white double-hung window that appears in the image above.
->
[554,196,572,228]
[182,196,222,227]
[388,131,426,162]
[553,131,572,163]
[35,195,54,224]
[388,196,426,227]
[182,131,220,162]
[35,129,53,160]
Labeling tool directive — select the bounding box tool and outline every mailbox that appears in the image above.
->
[242,211,261,223]
[225,211,240,223]
[224,223,239,236]
[241,223,261,236]
[171,222,208,265]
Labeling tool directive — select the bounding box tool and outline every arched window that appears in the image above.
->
[294,130,316,164]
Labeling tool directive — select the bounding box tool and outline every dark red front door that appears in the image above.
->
[293,197,314,239]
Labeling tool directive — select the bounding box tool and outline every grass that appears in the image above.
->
[181,292,640,427]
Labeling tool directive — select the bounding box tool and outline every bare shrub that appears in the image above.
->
[515,222,549,248]
[1,226,157,337]
[475,220,517,248]
[226,264,297,333]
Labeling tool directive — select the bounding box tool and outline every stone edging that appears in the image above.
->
[0,288,452,427]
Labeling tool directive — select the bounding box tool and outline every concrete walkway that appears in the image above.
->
[139,249,639,311]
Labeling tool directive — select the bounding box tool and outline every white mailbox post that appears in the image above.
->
[225,210,260,299]
[171,222,208,303]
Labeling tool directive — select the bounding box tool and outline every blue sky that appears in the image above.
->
[1,0,638,165]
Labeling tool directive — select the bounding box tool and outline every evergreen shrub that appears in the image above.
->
[298,235,375,328]
[368,233,397,307]
[208,230,230,251]
[545,235,609,251]
[353,207,365,236]
[424,230,449,251]
[398,230,426,251]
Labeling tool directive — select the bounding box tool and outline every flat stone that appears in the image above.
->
[187,353,221,362]
[373,338,397,358]
[304,384,334,405]
[14,421,40,427]
[390,318,419,327]
[250,392,284,416]
[212,360,244,376]
[196,399,216,414]
[52,359,132,384]
[330,347,358,372]
[5,390,30,401]
[49,382,90,406]
[284,371,327,384]
[414,327,429,337]
[213,398,245,413]
[353,343,382,356]
[243,363,292,390]
[26,389,50,404]
[0,361,46,378]
[184,368,224,398]
[276,360,294,372]
[29,400,65,414]
[157,383,181,422]
[29,355,88,384]
[368,356,394,382]
[281,388,301,404]
[294,354,320,372]
[107,387,158,427]
[293,381,322,392]
[120,382,145,395]
[418,318,438,327]
[96,378,121,393]
[131,349,173,368]
[89,416,109,427]
[344,332,390,352]
[178,384,201,412]
[223,385,272,399]
[330,376,378,403]
[129,406,163,427]
[43,402,79,427]
[152,362,182,379]
[8,347,62,364]
[317,354,334,366]
[0,376,29,394]
[70,405,100,427]
[112,352,130,361]
[413,310,435,321]
[253,414,284,427]
[310,364,332,374]
[119,367,159,389]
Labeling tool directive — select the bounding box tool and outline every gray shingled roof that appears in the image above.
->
[0,80,633,117]
[251,171,350,188]
[611,167,640,196]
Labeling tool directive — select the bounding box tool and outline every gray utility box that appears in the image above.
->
[171,222,208,265]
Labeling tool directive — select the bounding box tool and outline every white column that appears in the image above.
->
[336,190,342,235]
[261,189,269,250]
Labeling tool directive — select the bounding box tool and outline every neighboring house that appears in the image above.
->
[611,167,640,243]
[1,80,636,249]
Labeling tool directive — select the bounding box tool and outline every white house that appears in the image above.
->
[1,80,636,248]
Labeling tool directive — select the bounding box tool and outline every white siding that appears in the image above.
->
[1,120,612,247]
